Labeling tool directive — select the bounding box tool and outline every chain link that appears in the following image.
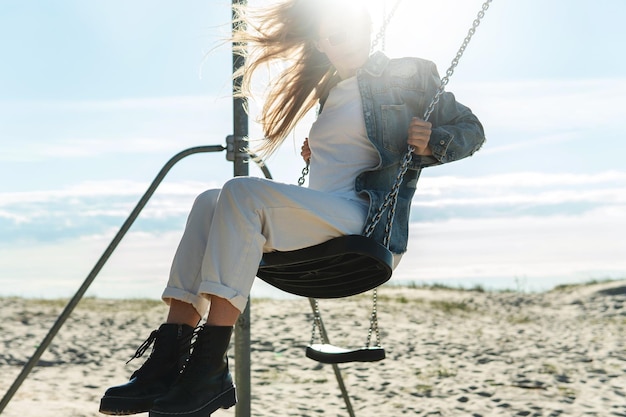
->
[365,288,381,347]
[310,298,322,345]
[297,163,310,186]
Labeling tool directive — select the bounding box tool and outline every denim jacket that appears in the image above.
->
[351,52,485,254]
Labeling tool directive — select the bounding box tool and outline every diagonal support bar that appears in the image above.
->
[0,145,226,414]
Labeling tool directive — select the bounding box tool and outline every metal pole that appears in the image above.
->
[0,145,226,414]
[231,1,251,416]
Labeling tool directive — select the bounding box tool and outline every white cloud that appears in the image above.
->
[0,209,29,223]
[453,77,626,133]
[1,170,624,230]
[0,180,222,206]
[0,230,183,299]
[2,206,625,299]
[0,180,223,228]
[419,170,626,190]
[478,131,578,155]
[394,206,626,291]
[413,170,626,209]
[413,188,626,209]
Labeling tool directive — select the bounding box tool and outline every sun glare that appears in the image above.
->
[362,0,489,67]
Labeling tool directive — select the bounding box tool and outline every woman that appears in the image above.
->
[99,0,485,416]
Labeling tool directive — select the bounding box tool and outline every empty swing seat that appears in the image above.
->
[257,234,393,299]
[305,344,386,364]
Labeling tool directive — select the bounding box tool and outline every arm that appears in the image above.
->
[409,63,486,169]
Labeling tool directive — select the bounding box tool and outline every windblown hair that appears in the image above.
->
[232,0,360,158]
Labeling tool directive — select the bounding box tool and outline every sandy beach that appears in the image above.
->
[1,280,625,416]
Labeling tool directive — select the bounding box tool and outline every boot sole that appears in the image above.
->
[99,395,157,415]
[149,386,237,417]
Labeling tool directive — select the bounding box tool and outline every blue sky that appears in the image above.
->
[1,0,626,299]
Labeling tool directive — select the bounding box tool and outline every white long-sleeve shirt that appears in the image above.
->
[307,76,379,205]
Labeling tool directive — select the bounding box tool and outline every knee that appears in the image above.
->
[218,177,264,210]
[220,177,258,199]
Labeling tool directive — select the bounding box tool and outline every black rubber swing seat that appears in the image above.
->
[257,234,393,299]
[306,344,386,364]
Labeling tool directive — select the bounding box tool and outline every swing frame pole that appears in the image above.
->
[229,3,353,414]
[231,1,252,416]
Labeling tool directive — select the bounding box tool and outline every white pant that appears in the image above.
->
[162,177,369,315]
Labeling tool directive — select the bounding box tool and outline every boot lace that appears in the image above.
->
[126,326,196,380]
[182,325,206,366]
[126,329,159,365]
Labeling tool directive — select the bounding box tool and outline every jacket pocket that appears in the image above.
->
[381,104,409,154]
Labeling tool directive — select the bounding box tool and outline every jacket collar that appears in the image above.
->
[360,51,390,77]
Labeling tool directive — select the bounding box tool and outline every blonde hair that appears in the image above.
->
[232,0,367,158]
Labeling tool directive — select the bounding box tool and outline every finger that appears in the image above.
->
[409,124,432,137]
[411,117,431,128]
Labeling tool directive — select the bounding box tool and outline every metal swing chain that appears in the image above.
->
[310,298,324,345]
[364,0,493,348]
[371,0,403,52]
[362,0,493,244]
[365,0,403,350]
[307,1,403,348]
[310,0,493,348]
[365,286,381,348]
[297,164,309,186]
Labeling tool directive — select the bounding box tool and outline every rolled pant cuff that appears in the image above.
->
[161,286,210,318]
[197,281,249,313]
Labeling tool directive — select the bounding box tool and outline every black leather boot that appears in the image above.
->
[149,325,236,417]
[99,323,195,415]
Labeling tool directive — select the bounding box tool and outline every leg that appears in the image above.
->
[150,177,368,417]
[99,321,195,415]
[162,189,221,318]
[198,176,368,312]
[166,299,202,327]
[205,296,240,326]
[100,190,221,415]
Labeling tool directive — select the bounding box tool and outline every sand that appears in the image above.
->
[1,280,625,416]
